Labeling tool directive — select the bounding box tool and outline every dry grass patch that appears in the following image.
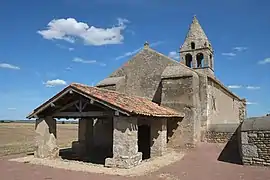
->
[0,123,78,157]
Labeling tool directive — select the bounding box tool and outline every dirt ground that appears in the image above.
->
[0,123,78,157]
[1,123,270,179]
[1,143,270,180]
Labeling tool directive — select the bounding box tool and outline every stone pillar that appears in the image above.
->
[105,116,142,169]
[78,118,87,142]
[72,118,87,156]
[35,116,59,159]
[85,118,94,154]
[151,118,167,157]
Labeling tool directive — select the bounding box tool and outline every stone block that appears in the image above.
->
[150,118,167,157]
[105,152,142,169]
[241,132,249,144]
[242,145,258,158]
[35,118,59,159]
[263,162,270,166]
[248,133,257,138]
[253,158,264,162]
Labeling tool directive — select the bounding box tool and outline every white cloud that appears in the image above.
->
[233,47,248,52]
[221,52,236,57]
[38,18,129,46]
[115,47,142,60]
[44,79,67,87]
[228,85,242,89]
[246,102,258,105]
[73,57,106,66]
[258,58,270,65]
[150,41,164,47]
[126,29,135,35]
[0,63,20,70]
[73,57,96,64]
[56,44,74,51]
[115,41,164,60]
[7,108,16,111]
[65,67,72,71]
[99,63,106,66]
[246,86,260,90]
[168,51,179,60]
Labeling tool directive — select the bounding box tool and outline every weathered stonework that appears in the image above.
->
[180,16,214,75]
[240,117,270,166]
[161,66,201,147]
[205,124,240,143]
[150,118,167,157]
[35,117,59,159]
[105,116,142,169]
[206,131,234,143]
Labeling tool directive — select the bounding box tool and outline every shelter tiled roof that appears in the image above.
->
[28,83,184,118]
[71,83,183,117]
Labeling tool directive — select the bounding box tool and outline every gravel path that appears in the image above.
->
[1,143,270,180]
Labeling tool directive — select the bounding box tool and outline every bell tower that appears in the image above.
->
[180,16,214,76]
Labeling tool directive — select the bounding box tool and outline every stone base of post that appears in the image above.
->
[105,152,142,169]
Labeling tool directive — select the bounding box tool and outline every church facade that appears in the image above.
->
[96,16,246,146]
[28,16,246,169]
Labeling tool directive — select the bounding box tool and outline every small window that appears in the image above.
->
[191,42,195,50]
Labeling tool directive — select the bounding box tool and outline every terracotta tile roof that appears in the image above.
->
[70,83,183,118]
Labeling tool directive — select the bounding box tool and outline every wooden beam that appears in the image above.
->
[56,100,79,113]
[28,87,73,118]
[71,89,130,116]
[52,111,113,118]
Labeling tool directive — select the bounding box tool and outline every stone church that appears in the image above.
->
[28,16,247,169]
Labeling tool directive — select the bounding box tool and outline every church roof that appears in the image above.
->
[180,16,213,52]
[187,16,209,41]
[27,83,184,119]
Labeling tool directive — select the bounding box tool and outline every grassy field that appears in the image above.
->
[0,123,78,157]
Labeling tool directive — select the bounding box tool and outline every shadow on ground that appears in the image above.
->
[217,126,242,165]
[59,147,112,165]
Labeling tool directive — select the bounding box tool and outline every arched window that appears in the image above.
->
[191,42,195,50]
[185,54,192,68]
[196,53,204,68]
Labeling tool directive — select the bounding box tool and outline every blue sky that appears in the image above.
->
[0,0,269,120]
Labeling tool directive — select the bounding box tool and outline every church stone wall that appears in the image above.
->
[107,48,178,102]
[207,78,241,125]
[206,78,244,142]
[161,66,201,147]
